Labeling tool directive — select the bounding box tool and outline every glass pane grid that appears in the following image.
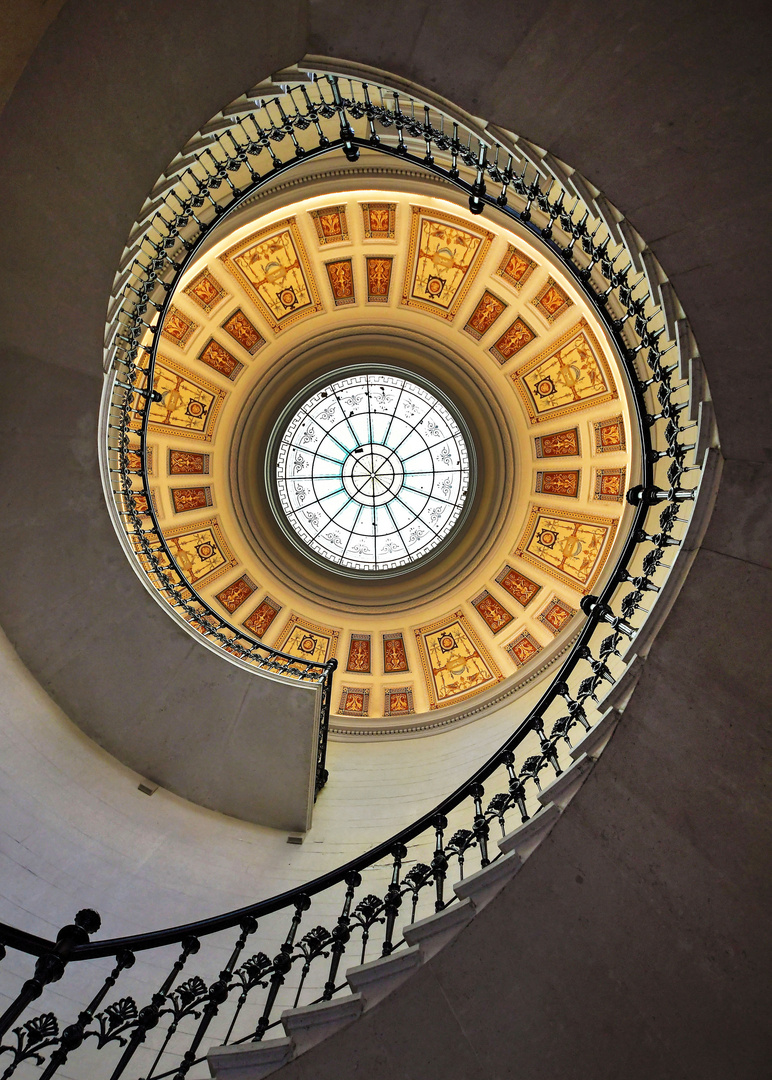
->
[275,374,471,572]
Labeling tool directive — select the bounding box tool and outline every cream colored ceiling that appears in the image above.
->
[140,176,637,734]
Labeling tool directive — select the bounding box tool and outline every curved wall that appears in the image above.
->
[0,2,769,1078]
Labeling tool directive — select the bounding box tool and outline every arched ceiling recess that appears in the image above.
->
[118,148,639,734]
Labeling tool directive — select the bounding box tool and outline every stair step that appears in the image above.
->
[538,753,594,808]
[597,654,644,712]
[453,850,522,911]
[281,993,363,1054]
[207,1036,293,1079]
[570,708,620,761]
[403,897,475,959]
[499,802,561,859]
[346,943,422,1007]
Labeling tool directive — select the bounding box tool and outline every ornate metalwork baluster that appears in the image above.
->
[327,76,359,162]
[381,844,408,956]
[253,895,310,1041]
[469,783,490,866]
[431,813,449,912]
[322,871,361,1000]
[501,751,529,823]
[350,895,384,965]
[291,927,332,1009]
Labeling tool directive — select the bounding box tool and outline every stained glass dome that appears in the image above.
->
[271,372,473,573]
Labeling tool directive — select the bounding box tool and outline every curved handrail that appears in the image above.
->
[0,69,711,1077]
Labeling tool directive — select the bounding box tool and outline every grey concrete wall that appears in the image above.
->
[0,0,769,1077]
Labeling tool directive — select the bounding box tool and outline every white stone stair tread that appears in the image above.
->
[346,943,422,1007]
[403,896,476,959]
[208,1035,294,1080]
[537,752,594,807]
[596,655,644,712]
[499,801,561,858]
[281,993,364,1054]
[453,850,522,911]
[570,708,620,761]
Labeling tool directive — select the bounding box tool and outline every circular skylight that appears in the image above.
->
[272,372,472,573]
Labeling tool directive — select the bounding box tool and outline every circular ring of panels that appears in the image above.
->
[272,371,473,574]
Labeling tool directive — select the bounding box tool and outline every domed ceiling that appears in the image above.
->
[138,164,637,735]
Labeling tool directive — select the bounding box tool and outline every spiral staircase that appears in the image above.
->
[0,4,770,1080]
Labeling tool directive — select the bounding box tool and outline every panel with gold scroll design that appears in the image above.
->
[471,590,514,635]
[219,218,322,332]
[514,506,618,593]
[338,687,370,717]
[325,258,355,306]
[361,203,396,240]
[593,415,626,453]
[495,244,537,292]
[401,207,493,320]
[511,319,617,424]
[489,317,537,365]
[149,358,226,441]
[415,612,502,709]
[184,269,228,314]
[161,518,236,586]
[384,686,414,716]
[215,574,257,614]
[309,205,349,245]
[537,595,578,635]
[346,633,371,673]
[160,305,198,350]
[126,446,155,475]
[593,467,626,502]
[197,338,243,381]
[168,449,210,475]
[243,596,282,638]
[171,486,213,514]
[505,630,543,668]
[534,428,580,458]
[383,632,409,673]
[463,290,507,340]
[222,309,265,355]
[495,565,542,608]
[534,469,581,498]
[275,615,339,664]
[530,277,574,323]
[365,257,393,302]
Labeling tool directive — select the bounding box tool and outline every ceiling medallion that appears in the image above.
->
[269,370,474,575]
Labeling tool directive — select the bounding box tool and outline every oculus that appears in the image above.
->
[270,371,473,575]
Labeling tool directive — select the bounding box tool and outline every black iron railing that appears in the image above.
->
[0,70,708,1079]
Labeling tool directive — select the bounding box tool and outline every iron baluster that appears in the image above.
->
[222,953,271,1046]
[327,76,359,162]
[446,829,476,880]
[381,844,408,956]
[400,864,433,924]
[291,927,332,1009]
[322,871,361,1001]
[350,894,384,965]
[431,813,449,912]
[469,783,491,867]
[361,84,379,145]
[469,140,488,215]
[253,895,310,1041]
[501,751,529,823]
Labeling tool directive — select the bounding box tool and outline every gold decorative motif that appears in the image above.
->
[515,506,618,593]
[365,257,393,302]
[384,687,414,715]
[593,467,626,502]
[490,316,537,364]
[161,518,236,585]
[170,486,213,513]
[534,470,581,498]
[219,217,322,332]
[184,269,227,314]
[275,615,339,664]
[149,358,226,441]
[361,203,396,239]
[197,338,243,381]
[325,258,355,306]
[495,566,542,608]
[534,428,580,458]
[222,309,265,355]
[338,687,369,716]
[538,596,578,635]
[511,319,617,424]
[383,632,409,673]
[309,205,349,245]
[160,305,198,349]
[531,277,574,323]
[505,630,543,668]
[168,449,210,475]
[593,415,626,453]
[215,575,257,614]
[243,596,282,638]
[495,244,537,291]
[401,207,493,320]
[463,290,507,340]
[346,634,371,673]
[415,612,502,709]
[471,590,514,635]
